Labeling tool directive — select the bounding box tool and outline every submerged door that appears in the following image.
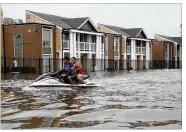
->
[81,54,88,73]
[92,54,96,71]
[143,56,146,69]
[136,55,140,70]
[43,55,51,73]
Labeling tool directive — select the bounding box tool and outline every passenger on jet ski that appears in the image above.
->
[68,57,85,84]
[63,57,75,83]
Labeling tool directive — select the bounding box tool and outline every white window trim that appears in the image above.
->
[42,27,53,57]
[43,28,52,48]
[13,33,24,66]
[114,37,120,58]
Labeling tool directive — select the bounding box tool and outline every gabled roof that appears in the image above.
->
[121,28,142,37]
[170,37,182,44]
[98,24,148,38]
[26,10,98,31]
[99,24,130,37]
[155,34,182,44]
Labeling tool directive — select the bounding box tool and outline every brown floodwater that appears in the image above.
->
[1,69,182,129]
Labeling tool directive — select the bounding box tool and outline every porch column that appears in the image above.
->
[167,43,169,68]
[69,32,73,58]
[89,35,91,51]
[59,51,62,69]
[73,33,76,57]
[96,35,101,59]
[145,41,150,69]
[174,44,177,68]
[180,45,182,68]
[131,39,136,69]
[96,35,101,70]
[141,55,143,70]
[180,45,182,61]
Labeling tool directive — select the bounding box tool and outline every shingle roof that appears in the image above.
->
[99,24,146,38]
[121,28,142,37]
[99,24,131,37]
[156,34,182,44]
[27,10,89,29]
[60,17,88,29]
[170,37,182,44]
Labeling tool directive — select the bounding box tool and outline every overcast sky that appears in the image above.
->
[1,4,181,38]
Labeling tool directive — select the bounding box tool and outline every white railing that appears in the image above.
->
[136,47,146,54]
[63,40,69,50]
[91,43,96,51]
[80,42,85,51]
[142,47,146,54]
[136,47,141,54]
[127,46,131,53]
[79,42,95,51]
[85,43,89,50]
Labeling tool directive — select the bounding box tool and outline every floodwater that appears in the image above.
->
[1,69,182,129]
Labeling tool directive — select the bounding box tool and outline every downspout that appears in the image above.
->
[104,34,106,71]
[61,29,63,69]
[3,25,6,68]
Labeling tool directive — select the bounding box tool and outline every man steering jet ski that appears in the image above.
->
[63,56,75,83]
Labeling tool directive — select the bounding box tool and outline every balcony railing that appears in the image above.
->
[78,42,96,51]
[142,47,146,54]
[85,43,89,50]
[91,43,96,51]
[63,40,69,50]
[136,47,146,54]
[127,46,131,53]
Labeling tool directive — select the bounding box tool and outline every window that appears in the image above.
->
[127,39,130,46]
[80,34,88,42]
[136,40,141,47]
[43,29,51,47]
[84,34,88,42]
[91,35,96,43]
[14,33,23,66]
[76,34,78,41]
[114,37,119,56]
[63,33,69,40]
[114,37,119,51]
[165,44,168,53]
[43,29,52,54]
[142,41,146,47]
[64,52,70,58]
[101,36,104,44]
[80,34,84,42]
[76,53,79,59]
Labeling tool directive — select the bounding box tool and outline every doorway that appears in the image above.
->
[136,55,140,70]
[80,53,88,73]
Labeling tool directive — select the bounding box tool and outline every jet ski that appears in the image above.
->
[29,70,100,88]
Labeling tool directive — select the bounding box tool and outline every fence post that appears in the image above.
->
[49,58,50,72]
[39,58,41,75]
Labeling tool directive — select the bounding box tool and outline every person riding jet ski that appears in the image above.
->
[63,57,75,83]
[68,57,85,84]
